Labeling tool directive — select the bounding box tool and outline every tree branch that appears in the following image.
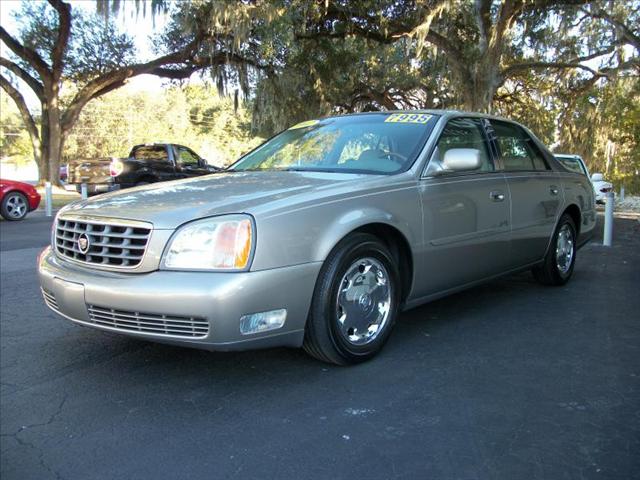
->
[61,40,200,130]
[583,7,640,51]
[0,26,50,79]
[297,2,469,80]
[503,61,604,77]
[0,73,40,148]
[0,56,44,99]
[47,0,72,82]
[474,0,492,52]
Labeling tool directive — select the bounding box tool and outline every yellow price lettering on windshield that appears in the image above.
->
[385,113,432,124]
[289,119,320,129]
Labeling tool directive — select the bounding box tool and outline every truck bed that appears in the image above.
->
[67,158,115,185]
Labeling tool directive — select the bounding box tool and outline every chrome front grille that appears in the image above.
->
[87,305,209,338]
[55,217,151,268]
[41,289,59,310]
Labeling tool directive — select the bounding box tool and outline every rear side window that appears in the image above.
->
[491,121,549,171]
[426,118,494,174]
[132,146,169,162]
[556,156,586,175]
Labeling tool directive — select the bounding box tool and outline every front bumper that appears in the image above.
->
[38,247,321,351]
[28,192,41,211]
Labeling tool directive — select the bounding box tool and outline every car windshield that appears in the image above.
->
[230,113,439,174]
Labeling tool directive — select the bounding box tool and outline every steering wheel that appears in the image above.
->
[383,151,408,164]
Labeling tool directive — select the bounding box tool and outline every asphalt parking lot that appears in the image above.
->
[1,212,639,480]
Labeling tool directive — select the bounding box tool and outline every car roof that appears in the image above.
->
[324,109,520,124]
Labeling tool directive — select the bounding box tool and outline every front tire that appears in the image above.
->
[303,233,401,365]
[1,191,29,221]
[532,213,577,286]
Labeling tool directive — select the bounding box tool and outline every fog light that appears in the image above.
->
[239,309,287,335]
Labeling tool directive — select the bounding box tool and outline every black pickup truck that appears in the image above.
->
[66,143,221,195]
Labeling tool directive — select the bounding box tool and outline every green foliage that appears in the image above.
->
[12,2,136,82]
[63,84,263,167]
[0,92,33,165]
[556,76,640,192]
[3,0,640,193]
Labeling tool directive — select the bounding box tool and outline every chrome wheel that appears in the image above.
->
[335,257,392,346]
[5,193,27,219]
[555,223,574,274]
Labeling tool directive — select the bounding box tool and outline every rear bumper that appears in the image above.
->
[74,183,122,195]
[38,247,321,351]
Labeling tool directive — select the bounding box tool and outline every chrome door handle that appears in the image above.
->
[490,191,505,202]
[550,186,559,196]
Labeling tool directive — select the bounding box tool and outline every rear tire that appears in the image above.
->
[1,191,29,221]
[303,233,401,365]
[532,213,577,286]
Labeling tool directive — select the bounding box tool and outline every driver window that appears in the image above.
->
[426,118,493,175]
[178,148,200,167]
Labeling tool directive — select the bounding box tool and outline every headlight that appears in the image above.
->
[161,215,254,271]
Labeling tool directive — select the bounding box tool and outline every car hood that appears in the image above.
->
[61,171,372,229]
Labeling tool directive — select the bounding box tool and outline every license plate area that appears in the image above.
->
[52,277,89,321]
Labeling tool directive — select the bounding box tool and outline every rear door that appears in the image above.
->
[415,117,511,297]
[489,120,562,267]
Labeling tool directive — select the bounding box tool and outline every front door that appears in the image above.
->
[175,147,209,178]
[416,117,511,297]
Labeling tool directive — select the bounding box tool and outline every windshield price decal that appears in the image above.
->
[385,113,432,124]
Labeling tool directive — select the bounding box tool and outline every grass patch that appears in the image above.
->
[36,186,81,210]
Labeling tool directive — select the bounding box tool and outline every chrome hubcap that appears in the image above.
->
[336,257,392,346]
[6,194,27,218]
[556,224,574,274]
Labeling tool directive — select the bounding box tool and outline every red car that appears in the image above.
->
[0,179,41,221]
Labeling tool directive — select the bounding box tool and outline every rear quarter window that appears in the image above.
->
[132,146,169,161]
[556,156,586,175]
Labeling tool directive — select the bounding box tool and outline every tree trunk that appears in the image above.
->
[46,122,64,187]
[460,62,501,112]
[40,89,64,187]
[35,104,50,187]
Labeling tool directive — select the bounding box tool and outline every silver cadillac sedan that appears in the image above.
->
[38,111,596,364]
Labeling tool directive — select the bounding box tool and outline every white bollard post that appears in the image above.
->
[45,181,53,217]
[620,186,625,202]
[81,183,88,200]
[603,191,614,247]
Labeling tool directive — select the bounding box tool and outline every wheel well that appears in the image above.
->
[563,204,581,236]
[4,189,27,198]
[351,223,414,305]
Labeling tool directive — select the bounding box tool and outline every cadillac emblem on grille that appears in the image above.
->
[77,233,90,254]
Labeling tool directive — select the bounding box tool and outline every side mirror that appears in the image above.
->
[591,173,603,181]
[442,148,482,172]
